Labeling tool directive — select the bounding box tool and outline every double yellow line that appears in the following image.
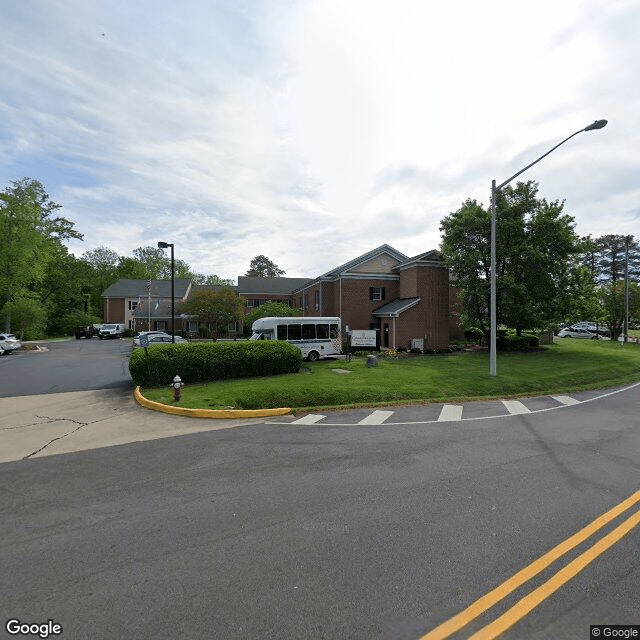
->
[421,489,640,640]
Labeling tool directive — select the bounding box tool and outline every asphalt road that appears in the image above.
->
[1,381,638,639]
[0,337,134,397]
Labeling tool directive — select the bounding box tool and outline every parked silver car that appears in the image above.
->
[557,327,599,339]
[0,333,22,355]
[133,334,187,347]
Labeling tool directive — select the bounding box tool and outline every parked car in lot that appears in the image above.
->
[133,330,170,341]
[133,333,187,347]
[569,322,609,337]
[98,324,124,339]
[557,327,599,339]
[74,325,100,339]
[0,333,22,355]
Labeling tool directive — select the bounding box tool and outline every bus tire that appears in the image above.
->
[307,351,320,362]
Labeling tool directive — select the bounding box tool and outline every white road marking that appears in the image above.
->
[552,395,580,406]
[438,405,463,422]
[270,383,640,427]
[502,400,531,415]
[291,414,325,424]
[358,410,394,425]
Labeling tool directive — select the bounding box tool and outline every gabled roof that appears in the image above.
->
[237,276,312,295]
[102,279,192,299]
[321,244,408,278]
[395,250,444,271]
[292,245,409,293]
[371,297,421,317]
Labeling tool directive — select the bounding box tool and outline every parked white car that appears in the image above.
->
[557,327,599,339]
[0,333,22,355]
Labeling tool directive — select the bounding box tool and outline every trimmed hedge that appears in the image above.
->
[129,341,303,387]
[496,334,540,352]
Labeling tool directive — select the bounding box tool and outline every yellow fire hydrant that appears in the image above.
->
[171,375,184,401]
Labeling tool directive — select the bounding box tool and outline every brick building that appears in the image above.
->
[292,245,461,350]
[101,279,192,332]
[101,245,461,347]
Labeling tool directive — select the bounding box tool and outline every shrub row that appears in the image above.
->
[129,341,303,387]
[496,334,540,352]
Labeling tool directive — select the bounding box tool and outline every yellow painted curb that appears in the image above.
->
[134,386,291,419]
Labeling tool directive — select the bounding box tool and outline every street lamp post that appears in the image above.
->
[624,235,630,344]
[157,241,175,343]
[489,119,608,376]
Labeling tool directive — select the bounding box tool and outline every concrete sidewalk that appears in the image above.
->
[0,388,267,463]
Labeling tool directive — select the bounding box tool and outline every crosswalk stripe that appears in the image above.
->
[358,410,394,425]
[291,414,325,424]
[551,395,580,406]
[438,404,463,422]
[502,400,531,415]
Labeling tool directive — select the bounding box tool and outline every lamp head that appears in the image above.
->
[584,119,608,131]
[157,241,170,249]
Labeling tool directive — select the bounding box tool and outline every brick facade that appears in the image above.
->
[293,246,459,350]
[103,297,125,324]
[101,246,462,346]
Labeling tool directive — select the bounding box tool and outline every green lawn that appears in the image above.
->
[141,339,640,411]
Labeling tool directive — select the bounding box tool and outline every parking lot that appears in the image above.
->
[0,337,134,397]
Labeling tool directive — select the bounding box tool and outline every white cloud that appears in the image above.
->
[1,0,639,280]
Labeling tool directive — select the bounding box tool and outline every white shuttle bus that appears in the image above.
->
[250,316,341,361]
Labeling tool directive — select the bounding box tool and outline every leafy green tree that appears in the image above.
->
[132,246,171,278]
[244,301,302,332]
[38,246,98,332]
[51,309,102,337]
[129,245,199,280]
[558,265,603,326]
[192,273,235,286]
[1,296,48,340]
[177,288,245,339]
[245,255,285,278]
[0,178,82,331]
[115,256,149,280]
[440,181,580,335]
[599,281,640,340]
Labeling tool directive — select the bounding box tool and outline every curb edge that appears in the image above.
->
[133,386,292,419]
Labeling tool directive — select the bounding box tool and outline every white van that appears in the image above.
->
[98,324,124,339]
[250,316,341,361]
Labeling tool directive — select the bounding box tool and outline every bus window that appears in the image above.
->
[330,324,339,339]
[277,325,287,340]
[302,324,316,340]
[317,324,329,340]
[288,324,302,341]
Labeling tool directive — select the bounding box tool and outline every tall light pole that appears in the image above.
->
[489,119,608,376]
[624,235,630,344]
[157,241,175,343]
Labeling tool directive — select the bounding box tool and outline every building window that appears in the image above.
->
[369,287,386,301]
[304,294,309,311]
[128,300,138,311]
[247,299,263,308]
[154,321,166,331]
[314,290,320,310]
[188,321,198,333]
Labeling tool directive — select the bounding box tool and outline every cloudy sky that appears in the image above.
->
[1,0,637,280]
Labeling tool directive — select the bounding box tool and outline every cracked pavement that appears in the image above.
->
[0,389,267,462]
